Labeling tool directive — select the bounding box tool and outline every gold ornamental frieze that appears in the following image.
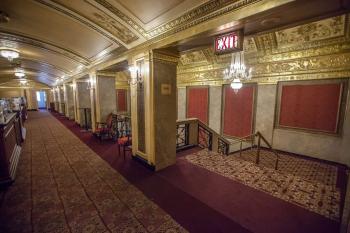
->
[275,15,346,48]
[253,53,350,75]
[177,13,350,86]
[249,42,350,64]
[151,52,179,64]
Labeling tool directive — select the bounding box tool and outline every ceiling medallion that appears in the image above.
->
[0,48,19,61]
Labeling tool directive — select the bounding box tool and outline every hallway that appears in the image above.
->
[0,111,186,233]
[1,111,344,233]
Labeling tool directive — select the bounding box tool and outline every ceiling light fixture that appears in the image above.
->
[223,51,252,93]
[14,69,25,77]
[0,48,19,61]
[19,79,27,85]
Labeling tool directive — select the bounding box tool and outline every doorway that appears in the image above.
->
[36,91,46,109]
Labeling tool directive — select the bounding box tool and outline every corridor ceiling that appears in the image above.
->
[0,0,349,87]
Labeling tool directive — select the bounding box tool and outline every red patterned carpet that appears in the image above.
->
[1,110,346,233]
[0,111,187,233]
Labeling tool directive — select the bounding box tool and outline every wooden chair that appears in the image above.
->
[93,113,115,141]
[117,134,132,159]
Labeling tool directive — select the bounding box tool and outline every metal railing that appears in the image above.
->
[176,123,189,148]
[176,118,230,155]
[231,131,280,170]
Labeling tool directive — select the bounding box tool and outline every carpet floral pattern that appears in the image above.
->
[238,149,338,186]
[185,149,340,221]
[0,112,187,233]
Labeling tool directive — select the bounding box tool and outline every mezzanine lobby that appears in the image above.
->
[1,0,350,233]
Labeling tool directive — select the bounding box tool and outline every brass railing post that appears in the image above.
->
[239,141,242,157]
[256,134,261,165]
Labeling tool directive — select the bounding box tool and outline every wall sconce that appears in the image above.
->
[87,78,95,90]
[128,64,143,86]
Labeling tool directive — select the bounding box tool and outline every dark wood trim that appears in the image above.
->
[131,154,155,171]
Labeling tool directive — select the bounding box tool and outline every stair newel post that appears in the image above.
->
[256,134,261,165]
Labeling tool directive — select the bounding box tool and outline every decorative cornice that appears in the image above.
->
[151,52,179,64]
[93,0,147,38]
[149,0,261,40]
[95,0,262,40]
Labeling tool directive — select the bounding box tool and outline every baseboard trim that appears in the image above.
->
[132,154,155,171]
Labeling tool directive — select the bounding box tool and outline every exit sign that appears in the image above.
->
[214,30,243,54]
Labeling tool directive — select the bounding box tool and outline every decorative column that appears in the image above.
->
[130,50,179,171]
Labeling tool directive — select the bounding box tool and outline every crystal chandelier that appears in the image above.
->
[0,48,19,61]
[223,51,252,93]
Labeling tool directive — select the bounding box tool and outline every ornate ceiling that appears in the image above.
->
[0,0,349,87]
[0,0,246,87]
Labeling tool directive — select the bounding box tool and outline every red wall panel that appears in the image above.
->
[187,87,209,124]
[223,85,255,138]
[279,83,342,133]
[116,89,127,112]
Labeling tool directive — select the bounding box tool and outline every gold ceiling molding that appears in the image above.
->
[91,11,138,44]
[93,0,148,38]
[178,14,350,86]
[150,51,179,64]
[94,0,262,40]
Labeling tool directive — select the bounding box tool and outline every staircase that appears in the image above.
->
[176,118,279,170]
